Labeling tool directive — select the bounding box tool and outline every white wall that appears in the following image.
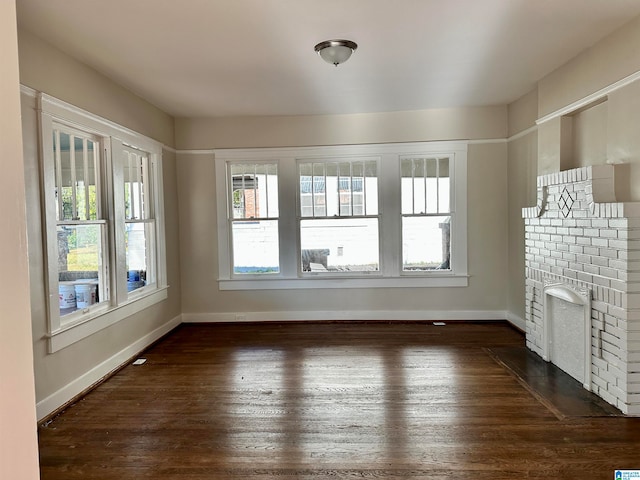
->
[0,2,40,478]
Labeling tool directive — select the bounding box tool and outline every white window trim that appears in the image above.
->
[215,142,468,290]
[38,93,168,352]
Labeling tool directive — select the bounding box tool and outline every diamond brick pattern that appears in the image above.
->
[558,187,574,218]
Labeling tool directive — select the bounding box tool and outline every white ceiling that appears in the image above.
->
[15,0,640,118]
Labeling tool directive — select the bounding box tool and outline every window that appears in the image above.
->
[299,160,379,272]
[228,163,279,274]
[215,142,467,290]
[401,157,451,271]
[52,128,108,317]
[123,148,156,292]
[40,94,167,352]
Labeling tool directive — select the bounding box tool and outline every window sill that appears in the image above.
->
[47,287,169,353]
[218,275,469,291]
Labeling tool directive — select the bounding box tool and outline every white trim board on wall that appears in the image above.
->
[36,315,181,422]
[537,69,640,125]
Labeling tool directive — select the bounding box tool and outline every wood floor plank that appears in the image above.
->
[38,322,640,479]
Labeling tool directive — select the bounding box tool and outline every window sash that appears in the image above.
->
[124,149,151,221]
[298,160,378,219]
[401,156,450,215]
[56,221,109,323]
[228,162,278,220]
[300,218,380,273]
[53,128,103,222]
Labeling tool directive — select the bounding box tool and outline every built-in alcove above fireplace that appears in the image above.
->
[522,165,640,415]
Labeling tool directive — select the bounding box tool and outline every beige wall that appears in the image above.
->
[506,90,539,325]
[18,31,181,414]
[175,106,507,150]
[18,28,175,148]
[0,2,40,478]
[507,89,538,138]
[538,15,640,118]
[570,101,608,169]
[177,116,509,317]
[607,81,640,200]
[535,14,640,201]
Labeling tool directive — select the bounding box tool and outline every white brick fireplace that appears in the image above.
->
[522,165,640,415]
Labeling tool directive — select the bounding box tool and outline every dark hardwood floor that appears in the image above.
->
[38,322,640,479]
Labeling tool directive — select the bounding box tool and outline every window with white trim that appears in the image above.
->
[52,127,108,316]
[215,142,468,290]
[227,162,279,275]
[124,148,157,292]
[39,94,167,352]
[299,159,379,272]
[401,156,451,271]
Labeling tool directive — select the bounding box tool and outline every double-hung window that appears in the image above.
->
[401,156,451,271]
[215,142,467,289]
[39,94,167,352]
[51,126,108,315]
[227,162,279,275]
[298,159,379,273]
[123,148,156,292]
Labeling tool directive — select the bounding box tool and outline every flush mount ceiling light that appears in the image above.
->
[314,39,358,66]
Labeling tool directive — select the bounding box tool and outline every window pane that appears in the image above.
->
[438,158,450,213]
[124,151,147,221]
[312,163,327,216]
[338,162,352,216]
[232,220,279,274]
[57,224,105,317]
[299,160,377,218]
[402,216,451,271]
[425,158,438,214]
[125,222,153,292]
[401,157,450,215]
[230,163,278,219]
[364,161,378,215]
[300,218,379,272]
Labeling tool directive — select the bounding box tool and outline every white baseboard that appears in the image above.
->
[506,311,526,332]
[36,314,182,422]
[182,310,509,323]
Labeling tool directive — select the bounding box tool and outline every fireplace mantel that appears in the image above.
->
[522,165,640,415]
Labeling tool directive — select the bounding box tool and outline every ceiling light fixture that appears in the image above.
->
[314,39,358,66]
